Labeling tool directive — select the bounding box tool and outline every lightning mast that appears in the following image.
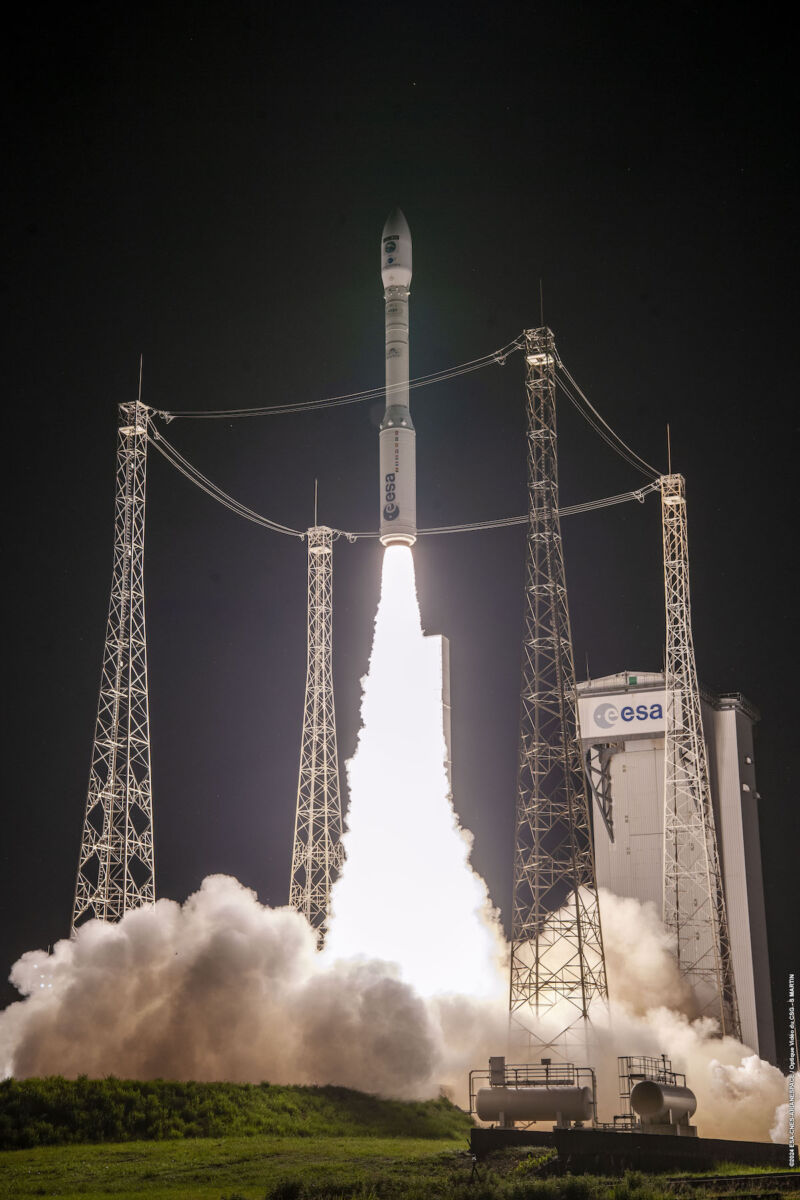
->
[72,390,155,930]
[509,327,608,1060]
[661,473,740,1038]
[289,524,344,942]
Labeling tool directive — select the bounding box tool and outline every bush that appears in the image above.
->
[0,1076,473,1149]
[561,1177,592,1200]
[266,1182,304,1200]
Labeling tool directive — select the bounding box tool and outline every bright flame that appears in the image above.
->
[324,547,506,999]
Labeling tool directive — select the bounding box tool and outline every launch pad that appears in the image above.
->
[468,1054,796,1174]
[469,1126,796,1174]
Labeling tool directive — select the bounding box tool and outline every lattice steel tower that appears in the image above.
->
[289,525,344,943]
[509,328,608,1060]
[661,473,740,1038]
[72,395,155,930]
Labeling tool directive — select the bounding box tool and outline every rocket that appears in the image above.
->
[379,208,417,546]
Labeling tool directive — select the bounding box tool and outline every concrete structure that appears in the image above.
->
[577,671,775,1062]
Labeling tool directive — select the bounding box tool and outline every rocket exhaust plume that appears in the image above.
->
[323,546,507,998]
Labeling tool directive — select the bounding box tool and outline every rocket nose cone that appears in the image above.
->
[381,208,412,287]
[382,208,411,242]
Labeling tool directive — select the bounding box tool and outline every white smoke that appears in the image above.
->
[2,878,790,1139]
[0,546,793,1145]
[502,885,792,1142]
[591,888,791,1142]
[597,889,695,1017]
[771,1083,799,1144]
[0,874,505,1097]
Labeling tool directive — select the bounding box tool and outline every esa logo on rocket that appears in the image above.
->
[383,473,399,521]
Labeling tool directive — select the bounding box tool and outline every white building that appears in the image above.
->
[577,670,775,1063]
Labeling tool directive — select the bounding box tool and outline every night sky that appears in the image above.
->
[4,5,796,1069]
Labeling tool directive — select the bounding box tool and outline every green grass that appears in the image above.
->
[666,1159,795,1177]
[0,1135,469,1200]
[0,1079,472,1149]
[2,1137,796,1199]
[1,1082,795,1200]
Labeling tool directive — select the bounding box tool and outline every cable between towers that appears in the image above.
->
[144,328,663,536]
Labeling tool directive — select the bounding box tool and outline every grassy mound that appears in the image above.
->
[0,1076,473,1149]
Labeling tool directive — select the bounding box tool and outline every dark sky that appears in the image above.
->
[4,4,796,1068]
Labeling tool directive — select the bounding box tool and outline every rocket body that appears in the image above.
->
[379,209,417,546]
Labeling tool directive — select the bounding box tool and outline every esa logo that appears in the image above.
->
[593,700,663,730]
[383,472,399,521]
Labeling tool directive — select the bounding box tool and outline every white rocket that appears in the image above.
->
[379,208,417,546]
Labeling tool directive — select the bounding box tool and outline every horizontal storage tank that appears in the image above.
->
[630,1081,697,1121]
[476,1086,593,1124]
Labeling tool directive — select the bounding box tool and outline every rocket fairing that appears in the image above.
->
[379,208,417,547]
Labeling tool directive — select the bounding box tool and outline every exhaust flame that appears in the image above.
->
[323,546,507,999]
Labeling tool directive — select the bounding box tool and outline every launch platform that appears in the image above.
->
[470,1126,796,1174]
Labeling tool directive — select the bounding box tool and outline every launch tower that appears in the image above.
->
[72,394,155,930]
[289,525,344,942]
[509,327,608,1060]
[660,473,740,1038]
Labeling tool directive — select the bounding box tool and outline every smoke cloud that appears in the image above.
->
[1,878,791,1142]
[591,888,792,1142]
[597,889,696,1017]
[0,874,505,1099]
